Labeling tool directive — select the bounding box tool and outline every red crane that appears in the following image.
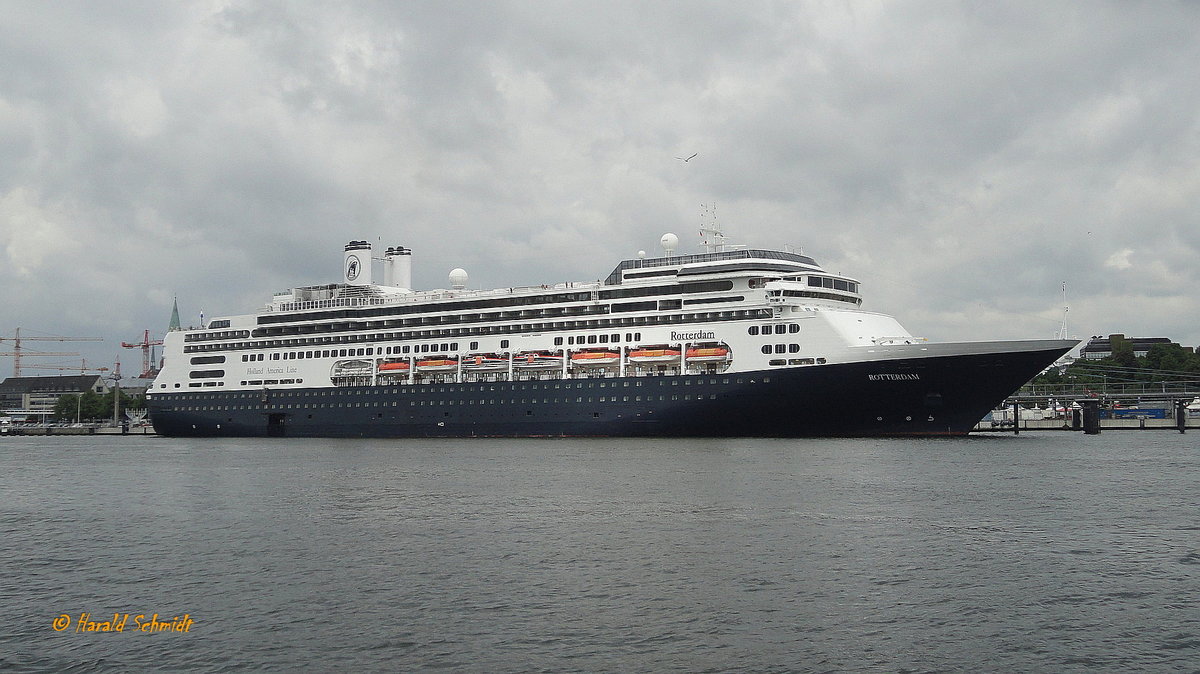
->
[121,330,164,379]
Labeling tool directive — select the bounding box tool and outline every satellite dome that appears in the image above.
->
[449,268,468,290]
[660,232,679,255]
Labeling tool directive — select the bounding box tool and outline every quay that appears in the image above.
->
[975,393,1198,434]
[1,424,156,437]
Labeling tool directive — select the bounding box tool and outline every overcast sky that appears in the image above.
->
[2,1,1198,377]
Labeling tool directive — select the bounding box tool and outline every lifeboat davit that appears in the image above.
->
[627,346,681,364]
[377,361,411,372]
[461,354,508,371]
[513,351,563,371]
[414,357,458,373]
[685,345,731,363]
[570,349,620,367]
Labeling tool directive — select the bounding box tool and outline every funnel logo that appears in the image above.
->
[346,255,360,281]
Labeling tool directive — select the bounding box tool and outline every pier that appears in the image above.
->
[1,423,155,436]
[975,392,1198,433]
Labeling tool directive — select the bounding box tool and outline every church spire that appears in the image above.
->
[168,297,182,332]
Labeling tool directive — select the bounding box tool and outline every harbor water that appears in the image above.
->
[2,433,1197,672]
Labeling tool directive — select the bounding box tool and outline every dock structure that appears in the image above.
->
[0,423,155,436]
[976,392,1198,433]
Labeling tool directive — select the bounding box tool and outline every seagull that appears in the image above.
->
[675,153,698,162]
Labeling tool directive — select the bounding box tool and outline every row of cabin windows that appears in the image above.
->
[260,279,736,327]
[185,309,768,354]
[226,333,656,367]
[747,324,801,336]
[256,286,733,335]
[173,393,725,411]
[556,333,641,346]
[761,344,803,354]
[252,306,743,339]
[163,376,772,399]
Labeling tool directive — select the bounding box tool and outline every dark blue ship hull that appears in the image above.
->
[147,344,1068,438]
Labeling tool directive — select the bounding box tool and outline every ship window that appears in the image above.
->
[761,346,771,355]
[789,344,800,353]
[817,358,827,364]
[789,324,800,333]
[554,337,563,345]
[774,344,786,354]
[748,326,759,335]
[500,340,509,348]
[834,279,849,291]
[588,335,597,344]
[611,334,619,342]
[774,325,786,335]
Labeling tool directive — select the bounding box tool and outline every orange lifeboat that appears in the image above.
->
[377,361,411,372]
[570,349,620,367]
[627,346,681,364]
[685,345,731,363]
[414,357,458,373]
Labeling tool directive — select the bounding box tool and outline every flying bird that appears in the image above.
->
[675,153,698,162]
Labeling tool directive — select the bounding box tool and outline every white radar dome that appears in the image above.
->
[660,232,679,255]
[637,250,646,259]
[449,268,468,290]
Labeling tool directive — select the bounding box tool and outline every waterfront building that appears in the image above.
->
[0,375,109,419]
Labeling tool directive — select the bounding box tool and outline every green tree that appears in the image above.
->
[1108,334,1137,369]
[52,389,143,422]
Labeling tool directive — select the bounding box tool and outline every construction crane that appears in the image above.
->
[121,330,164,379]
[18,358,108,375]
[0,328,103,378]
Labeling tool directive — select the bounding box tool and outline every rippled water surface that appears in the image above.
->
[2,432,1197,672]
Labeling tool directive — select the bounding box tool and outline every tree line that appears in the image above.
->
[52,390,146,422]
[1029,336,1200,392]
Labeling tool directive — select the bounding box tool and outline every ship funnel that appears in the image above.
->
[344,240,373,286]
[384,245,412,290]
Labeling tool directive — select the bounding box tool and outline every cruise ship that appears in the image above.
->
[145,231,1075,437]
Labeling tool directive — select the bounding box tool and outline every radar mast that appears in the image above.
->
[698,203,745,253]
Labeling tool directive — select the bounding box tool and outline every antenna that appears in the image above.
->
[697,202,743,253]
[1056,282,1069,340]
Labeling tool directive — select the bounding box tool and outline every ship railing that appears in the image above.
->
[268,281,605,313]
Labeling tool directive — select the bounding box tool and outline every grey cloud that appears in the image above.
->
[2,1,1199,373]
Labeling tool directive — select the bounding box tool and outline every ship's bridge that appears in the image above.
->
[762,277,862,307]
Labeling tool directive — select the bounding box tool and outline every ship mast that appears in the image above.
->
[698,203,744,253]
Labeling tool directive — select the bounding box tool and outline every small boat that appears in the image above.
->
[377,361,411,372]
[461,354,508,371]
[513,351,563,371]
[414,357,458,373]
[570,349,621,367]
[685,344,731,363]
[628,345,681,364]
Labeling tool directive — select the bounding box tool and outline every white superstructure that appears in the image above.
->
[149,234,942,394]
